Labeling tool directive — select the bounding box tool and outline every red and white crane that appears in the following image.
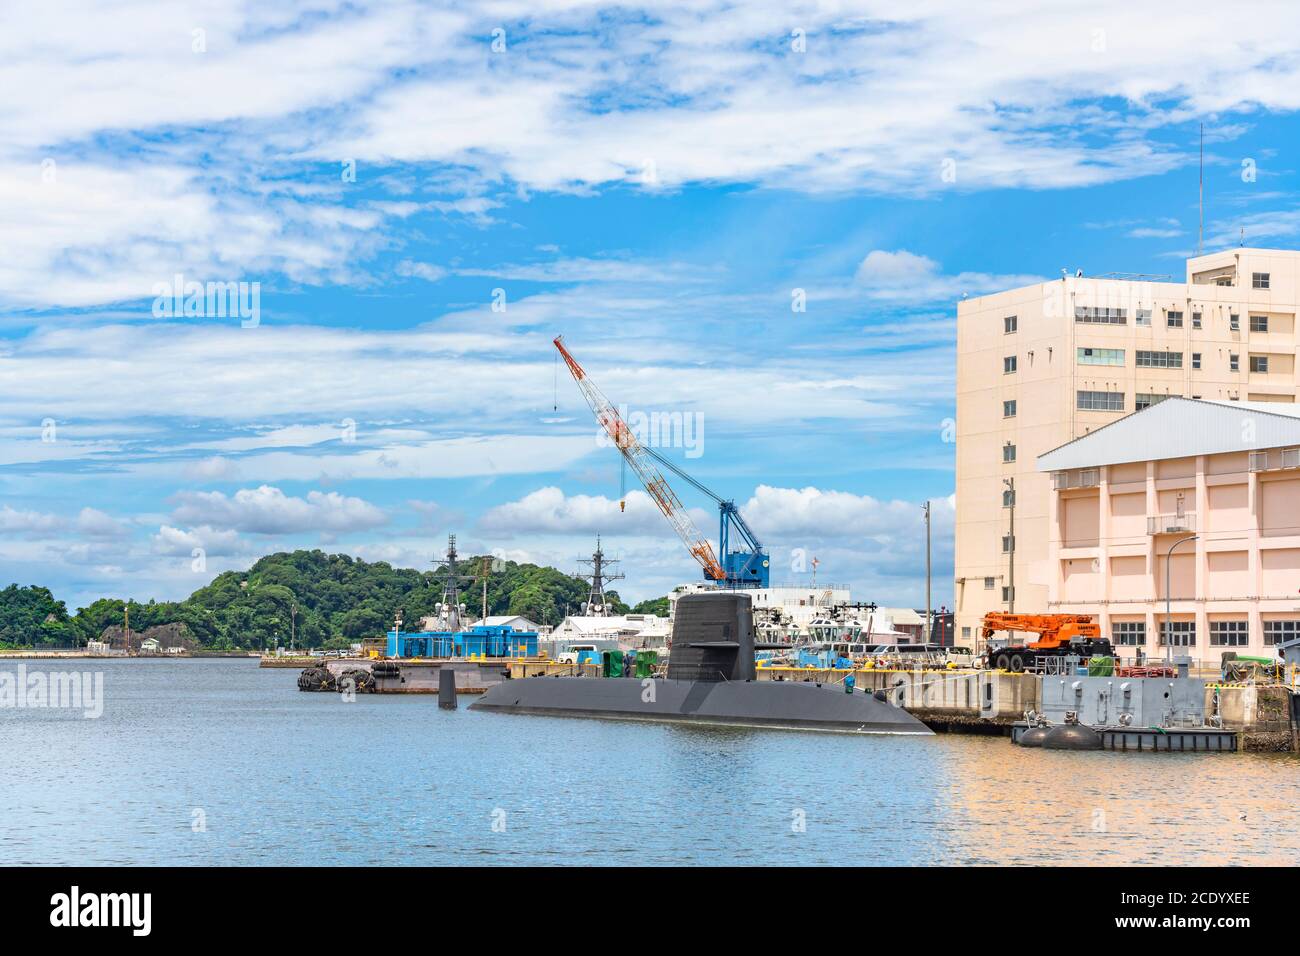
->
[553,336,726,582]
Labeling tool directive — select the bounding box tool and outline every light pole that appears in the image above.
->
[1164,535,1198,664]
[923,500,932,643]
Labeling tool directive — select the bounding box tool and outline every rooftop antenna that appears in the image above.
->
[1197,122,1204,256]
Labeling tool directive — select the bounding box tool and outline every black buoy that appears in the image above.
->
[1041,723,1102,750]
[439,667,457,709]
[1017,726,1051,747]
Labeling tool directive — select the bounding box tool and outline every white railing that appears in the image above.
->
[1053,468,1100,490]
[1147,512,1197,534]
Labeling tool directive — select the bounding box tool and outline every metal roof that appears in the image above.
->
[1037,398,1300,471]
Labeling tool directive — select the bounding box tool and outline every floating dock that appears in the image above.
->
[297,657,513,694]
[753,665,1296,751]
[1010,722,1239,752]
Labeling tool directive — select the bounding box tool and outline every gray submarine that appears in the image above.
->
[470,591,933,735]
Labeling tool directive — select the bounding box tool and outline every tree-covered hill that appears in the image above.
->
[0,550,669,651]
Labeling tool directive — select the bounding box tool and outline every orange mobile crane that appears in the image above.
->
[980,612,1114,673]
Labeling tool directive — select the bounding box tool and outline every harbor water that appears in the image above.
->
[2,658,1298,866]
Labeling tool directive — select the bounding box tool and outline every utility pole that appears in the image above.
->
[1004,478,1016,613]
[1197,122,1204,257]
[123,601,131,657]
[923,501,932,643]
[290,602,297,652]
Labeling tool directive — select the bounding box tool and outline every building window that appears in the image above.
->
[1136,350,1182,369]
[1004,355,1017,373]
[1209,620,1249,647]
[1166,310,1183,328]
[1192,312,1202,329]
[1230,313,1240,331]
[1191,352,1201,370]
[1001,586,1015,603]
[1250,355,1269,373]
[1002,534,1015,553]
[1135,309,1151,327]
[1216,276,1233,287]
[1003,399,1017,418]
[1112,622,1146,646]
[1077,390,1124,411]
[1135,393,1171,411]
[961,626,971,639]
[983,576,995,590]
[1003,443,1016,462]
[1253,272,1270,290]
[1002,488,1015,507]
[1004,315,1018,333]
[1250,314,1269,332]
[1264,620,1300,646]
[1077,347,1125,366]
[1075,306,1127,325]
[1230,353,1240,372]
[1158,621,1196,647]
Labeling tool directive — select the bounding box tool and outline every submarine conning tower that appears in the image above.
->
[667,591,757,682]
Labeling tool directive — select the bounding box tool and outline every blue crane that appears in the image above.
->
[640,445,771,588]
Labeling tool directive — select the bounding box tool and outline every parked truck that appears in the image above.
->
[980,612,1114,673]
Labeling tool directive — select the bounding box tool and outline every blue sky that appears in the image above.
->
[3,1,1300,610]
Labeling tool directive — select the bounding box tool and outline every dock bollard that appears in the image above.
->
[438,667,457,709]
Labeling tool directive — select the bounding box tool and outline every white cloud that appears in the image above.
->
[75,507,130,538]
[473,485,956,605]
[151,524,247,557]
[739,485,954,544]
[1,3,1299,309]
[0,505,64,535]
[0,161,384,309]
[854,249,1042,302]
[479,487,697,535]
[395,260,448,282]
[169,485,388,534]
[182,456,241,481]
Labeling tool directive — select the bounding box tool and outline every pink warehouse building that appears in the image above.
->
[1038,397,1300,666]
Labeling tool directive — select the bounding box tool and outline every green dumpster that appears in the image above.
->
[635,650,659,679]
[601,650,624,678]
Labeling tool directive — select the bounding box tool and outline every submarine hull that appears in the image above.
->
[469,677,934,735]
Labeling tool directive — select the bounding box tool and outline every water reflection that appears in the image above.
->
[0,660,1296,865]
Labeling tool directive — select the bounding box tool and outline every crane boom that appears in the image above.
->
[554,336,726,581]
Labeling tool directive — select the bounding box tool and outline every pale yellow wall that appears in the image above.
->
[955,248,1300,647]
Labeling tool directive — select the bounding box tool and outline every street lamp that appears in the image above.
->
[1164,535,1198,664]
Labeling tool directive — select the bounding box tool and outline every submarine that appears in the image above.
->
[470,591,933,736]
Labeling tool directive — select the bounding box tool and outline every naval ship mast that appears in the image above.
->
[431,533,476,631]
[577,536,624,616]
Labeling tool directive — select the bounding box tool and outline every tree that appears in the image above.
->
[0,585,74,647]
[632,596,670,617]
[12,548,633,650]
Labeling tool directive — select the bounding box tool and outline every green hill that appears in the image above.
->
[0,550,668,651]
